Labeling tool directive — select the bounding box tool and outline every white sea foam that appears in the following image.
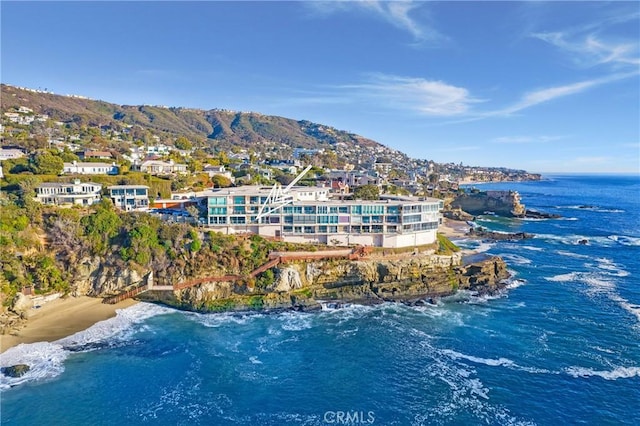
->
[556,250,591,259]
[521,245,544,252]
[506,279,527,290]
[608,294,640,323]
[58,302,175,349]
[0,302,172,390]
[0,342,67,390]
[593,258,630,277]
[0,303,175,389]
[537,233,615,247]
[249,356,263,364]
[545,272,581,282]
[442,349,517,368]
[563,205,624,213]
[186,311,262,328]
[546,265,639,323]
[608,235,640,246]
[277,312,313,331]
[566,366,640,380]
[497,253,532,265]
[442,349,554,375]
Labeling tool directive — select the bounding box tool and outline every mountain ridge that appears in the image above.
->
[1,84,406,165]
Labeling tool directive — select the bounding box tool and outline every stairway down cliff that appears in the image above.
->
[139,253,510,312]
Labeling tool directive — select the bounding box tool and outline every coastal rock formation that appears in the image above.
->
[451,190,526,217]
[272,267,303,292]
[10,293,33,317]
[524,209,562,219]
[468,227,534,241]
[443,208,475,221]
[1,364,30,378]
[142,253,510,312]
[70,256,147,297]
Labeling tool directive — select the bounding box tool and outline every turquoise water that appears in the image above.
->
[1,175,639,425]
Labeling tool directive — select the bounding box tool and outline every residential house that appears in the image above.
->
[108,185,150,211]
[35,180,102,206]
[133,159,188,175]
[79,150,114,160]
[0,148,26,160]
[203,164,234,182]
[63,161,119,175]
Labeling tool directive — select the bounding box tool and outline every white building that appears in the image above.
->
[0,148,26,160]
[203,164,234,182]
[202,185,442,248]
[133,159,187,175]
[63,161,119,175]
[35,180,102,206]
[108,185,150,211]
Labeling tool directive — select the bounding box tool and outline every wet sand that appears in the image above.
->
[1,296,138,353]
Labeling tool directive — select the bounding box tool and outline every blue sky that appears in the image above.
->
[2,1,639,174]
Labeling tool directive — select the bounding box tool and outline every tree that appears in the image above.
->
[174,136,192,151]
[211,174,232,188]
[81,199,122,254]
[31,151,64,175]
[353,184,380,200]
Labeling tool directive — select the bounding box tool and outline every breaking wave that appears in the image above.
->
[566,366,640,380]
[0,302,173,390]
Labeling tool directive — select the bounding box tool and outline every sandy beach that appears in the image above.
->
[0,296,138,353]
[439,217,472,239]
[0,220,470,354]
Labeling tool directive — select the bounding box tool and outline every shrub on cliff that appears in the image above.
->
[437,234,460,255]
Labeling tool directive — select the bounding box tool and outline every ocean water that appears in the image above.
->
[1,174,639,425]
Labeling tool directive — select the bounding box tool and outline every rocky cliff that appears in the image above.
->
[451,190,526,217]
[139,253,510,312]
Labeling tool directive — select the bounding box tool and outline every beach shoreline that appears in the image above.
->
[0,296,138,353]
[439,217,472,239]
[0,219,472,355]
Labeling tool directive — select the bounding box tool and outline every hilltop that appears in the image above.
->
[0,84,406,167]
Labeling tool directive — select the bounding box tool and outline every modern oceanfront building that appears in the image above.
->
[202,186,443,248]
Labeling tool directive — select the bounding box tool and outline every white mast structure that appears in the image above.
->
[255,164,313,222]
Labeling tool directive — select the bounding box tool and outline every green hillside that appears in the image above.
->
[1,84,400,163]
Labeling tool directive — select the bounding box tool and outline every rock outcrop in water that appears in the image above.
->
[1,364,30,378]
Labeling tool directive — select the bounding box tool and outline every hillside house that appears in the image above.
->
[108,185,150,211]
[133,159,188,175]
[0,148,26,160]
[35,180,102,206]
[63,161,119,175]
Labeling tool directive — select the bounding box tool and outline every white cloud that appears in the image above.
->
[494,71,638,115]
[305,1,441,42]
[533,31,640,68]
[343,74,481,116]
